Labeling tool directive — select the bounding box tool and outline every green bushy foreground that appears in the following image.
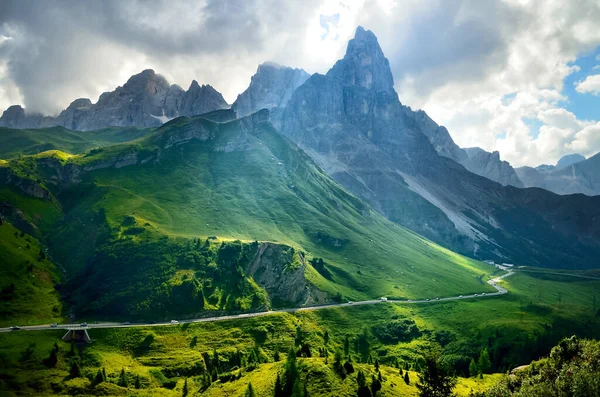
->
[1,270,599,396]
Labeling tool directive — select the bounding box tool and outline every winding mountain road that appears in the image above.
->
[0,269,515,333]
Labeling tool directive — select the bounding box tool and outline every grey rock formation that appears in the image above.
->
[0,105,54,129]
[516,153,599,195]
[463,147,523,187]
[411,108,523,187]
[280,26,600,268]
[180,80,229,117]
[246,243,325,306]
[556,153,586,170]
[0,69,229,131]
[232,62,309,119]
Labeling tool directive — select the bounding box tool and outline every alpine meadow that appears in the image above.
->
[1,2,600,396]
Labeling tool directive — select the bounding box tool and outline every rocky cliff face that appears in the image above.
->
[411,108,523,187]
[463,147,523,187]
[280,26,600,268]
[232,63,310,119]
[516,153,600,195]
[246,243,325,306]
[0,70,229,131]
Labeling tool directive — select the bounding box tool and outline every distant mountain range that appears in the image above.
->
[0,69,228,130]
[1,27,599,269]
[516,153,600,195]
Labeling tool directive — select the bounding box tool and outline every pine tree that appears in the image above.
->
[102,367,107,380]
[370,374,382,395]
[324,329,330,345]
[45,348,58,367]
[478,349,492,374]
[118,368,128,387]
[274,375,283,397]
[284,347,299,395]
[274,347,281,362]
[374,358,379,371]
[469,358,479,377]
[357,370,372,396]
[93,369,104,386]
[183,378,189,396]
[245,382,256,397]
[344,335,350,357]
[69,361,81,378]
[404,372,410,385]
[415,355,456,397]
[135,374,141,389]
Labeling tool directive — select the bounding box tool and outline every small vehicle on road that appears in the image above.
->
[121,321,131,325]
[426,298,430,301]
[459,295,463,298]
[436,298,440,300]
[10,326,21,331]
[80,322,88,327]
[170,320,179,324]
[50,323,58,328]
[380,297,388,302]
[347,301,354,304]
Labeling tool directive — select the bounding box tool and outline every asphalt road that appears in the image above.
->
[0,270,515,333]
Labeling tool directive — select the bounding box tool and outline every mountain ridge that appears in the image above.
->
[0,69,229,131]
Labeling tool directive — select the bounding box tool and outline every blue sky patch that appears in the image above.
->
[561,46,600,121]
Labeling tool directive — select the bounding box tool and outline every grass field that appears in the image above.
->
[1,269,598,396]
[0,221,63,327]
[0,126,153,159]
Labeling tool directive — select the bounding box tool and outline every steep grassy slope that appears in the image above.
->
[0,125,152,159]
[0,221,63,326]
[0,111,497,320]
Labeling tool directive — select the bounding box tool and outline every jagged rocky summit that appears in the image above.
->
[0,69,229,130]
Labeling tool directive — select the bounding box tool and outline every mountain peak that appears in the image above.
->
[327,26,395,94]
[556,153,585,169]
[123,69,170,95]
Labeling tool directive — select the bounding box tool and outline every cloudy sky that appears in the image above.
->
[1,0,599,167]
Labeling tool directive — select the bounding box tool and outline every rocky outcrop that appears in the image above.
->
[280,26,600,268]
[0,105,55,129]
[516,153,600,195]
[411,109,523,187]
[463,147,524,187]
[181,80,229,117]
[232,63,309,119]
[246,243,326,306]
[0,70,229,131]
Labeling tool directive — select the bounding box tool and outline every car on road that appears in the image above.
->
[50,323,58,328]
[9,326,21,331]
[170,320,179,324]
[380,297,388,302]
[426,298,430,301]
[80,322,88,327]
[347,301,354,304]
[459,295,463,298]
[121,321,131,325]
[436,297,440,300]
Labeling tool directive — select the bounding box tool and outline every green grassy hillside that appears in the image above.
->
[0,221,63,327]
[1,269,598,396]
[0,112,496,319]
[0,125,152,159]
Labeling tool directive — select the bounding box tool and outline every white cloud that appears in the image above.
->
[0,0,599,166]
[575,74,600,95]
